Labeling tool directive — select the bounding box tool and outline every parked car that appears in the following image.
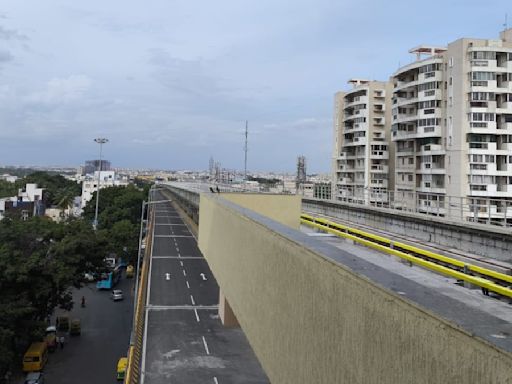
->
[24,372,44,384]
[83,272,95,282]
[111,290,124,301]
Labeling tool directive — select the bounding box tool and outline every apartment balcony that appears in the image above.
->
[468,142,497,152]
[471,80,499,92]
[469,184,497,196]
[419,125,442,138]
[395,147,415,156]
[416,164,446,174]
[497,184,512,193]
[344,111,368,121]
[395,182,415,190]
[468,121,497,134]
[339,178,354,184]
[369,179,388,188]
[497,80,512,92]
[370,151,389,160]
[351,123,368,133]
[418,71,443,82]
[373,117,385,126]
[344,137,367,146]
[370,165,389,173]
[497,122,512,132]
[394,79,420,92]
[395,113,418,124]
[416,185,446,194]
[344,95,368,108]
[338,152,357,160]
[418,109,442,119]
[499,142,512,151]
[418,143,444,155]
[497,101,512,111]
[395,95,418,108]
[418,89,442,101]
[470,59,498,71]
[396,164,416,172]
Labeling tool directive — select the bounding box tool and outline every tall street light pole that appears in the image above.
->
[93,138,108,230]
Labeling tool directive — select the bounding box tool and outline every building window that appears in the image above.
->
[472,51,496,60]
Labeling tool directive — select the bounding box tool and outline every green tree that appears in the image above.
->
[0,217,108,374]
[0,180,17,199]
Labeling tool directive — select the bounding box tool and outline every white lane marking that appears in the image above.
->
[190,295,195,305]
[186,280,190,289]
[183,269,187,277]
[147,305,217,310]
[194,308,200,322]
[155,235,193,238]
[152,256,203,259]
[155,235,192,240]
[165,273,171,280]
[202,336,210,355]
[180,261,184,267]
[213,377,219,384]
[200,273,207,281]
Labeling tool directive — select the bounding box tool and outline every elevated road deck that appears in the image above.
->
[141,191,268,384]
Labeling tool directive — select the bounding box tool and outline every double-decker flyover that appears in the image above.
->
[138,191,268,384]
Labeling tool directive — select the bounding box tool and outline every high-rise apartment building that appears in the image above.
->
[391,28,512,221]
[333,79,393,203]
[84,159,111,175]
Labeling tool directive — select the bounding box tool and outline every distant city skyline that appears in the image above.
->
[0,1,510,172]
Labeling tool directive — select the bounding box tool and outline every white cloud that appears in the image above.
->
[27,75,92,104]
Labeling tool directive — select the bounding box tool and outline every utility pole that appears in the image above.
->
[93,138,108,230]
[244,120,248,188]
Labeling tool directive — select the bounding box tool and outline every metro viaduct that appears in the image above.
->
[140,184,512,384]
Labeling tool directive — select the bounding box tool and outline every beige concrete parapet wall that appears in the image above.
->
[198,194,512,384]
[221,192,301,230]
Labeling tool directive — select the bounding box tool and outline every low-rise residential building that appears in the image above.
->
[80,171,129,209]
[0,183,45,220]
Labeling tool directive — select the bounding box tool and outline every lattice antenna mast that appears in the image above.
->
[244,121,248,187]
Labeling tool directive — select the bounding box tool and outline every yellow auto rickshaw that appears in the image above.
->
[70,319,81,336]
[126,265,134,278]
[117,357,128,380]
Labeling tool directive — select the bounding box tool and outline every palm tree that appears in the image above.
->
[56,189,75,220]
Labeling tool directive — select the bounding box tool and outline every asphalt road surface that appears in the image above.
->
[141,191,268,384]
[41,275,134,384]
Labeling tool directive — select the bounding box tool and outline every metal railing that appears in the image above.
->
[333,186,512,227]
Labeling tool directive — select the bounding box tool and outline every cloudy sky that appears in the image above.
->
[0,1,510,172]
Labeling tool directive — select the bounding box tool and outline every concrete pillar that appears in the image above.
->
[219,290,239,327]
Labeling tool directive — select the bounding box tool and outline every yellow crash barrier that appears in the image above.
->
[301,214,512,298]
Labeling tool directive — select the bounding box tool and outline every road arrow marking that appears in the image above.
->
[200,273,207,281]
[165,273,171,280]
